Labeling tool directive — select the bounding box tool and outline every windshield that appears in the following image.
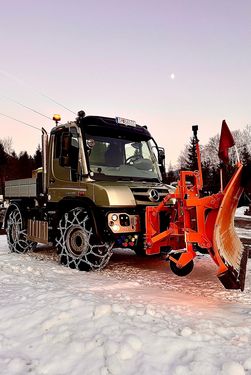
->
[85,133,161,181]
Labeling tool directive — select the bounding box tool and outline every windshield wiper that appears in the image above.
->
[117,177,135,181]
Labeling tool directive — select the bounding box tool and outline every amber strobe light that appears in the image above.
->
[53,114,61,125]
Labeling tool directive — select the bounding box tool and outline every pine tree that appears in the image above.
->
[0,142,7,194]
[239,145,251,206]
[18,151,33,178]
[184,137,198,171]
[241,145,251,167]
[5,152,19,181]
[201,160,220,194]
[33,144,42,169]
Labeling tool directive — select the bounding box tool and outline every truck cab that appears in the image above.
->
[5,112,172,270]
[48,113,170,238]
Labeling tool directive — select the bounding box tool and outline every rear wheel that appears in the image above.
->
[169,252,194,277]
[6,205,36,253]
[56,207,113,271]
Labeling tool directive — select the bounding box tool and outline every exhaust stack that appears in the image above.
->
[41,128,48,196]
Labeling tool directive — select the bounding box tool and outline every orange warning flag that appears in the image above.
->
[218,120,235,163]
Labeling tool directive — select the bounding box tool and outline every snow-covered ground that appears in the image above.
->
[235,207,251,242]
[235,206,251,221]
[236,206,249,219]
[0,209,251,374]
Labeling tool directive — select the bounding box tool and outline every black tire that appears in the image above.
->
[6,204,36,253]
[169,252,194,277]
[56,207,113,271]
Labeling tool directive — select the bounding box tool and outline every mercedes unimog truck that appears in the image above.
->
[4,111,172,270]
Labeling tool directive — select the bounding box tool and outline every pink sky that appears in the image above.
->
[0,0,250,165]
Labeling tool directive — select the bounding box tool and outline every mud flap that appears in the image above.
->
[213,164,248,290]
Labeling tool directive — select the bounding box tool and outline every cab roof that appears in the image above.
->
[78,115,152,140]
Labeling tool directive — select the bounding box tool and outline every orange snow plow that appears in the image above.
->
[145,122,248,290]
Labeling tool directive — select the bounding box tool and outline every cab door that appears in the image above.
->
[48,126,83,201]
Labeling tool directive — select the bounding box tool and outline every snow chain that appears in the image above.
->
[6,207,35,253]
[56,207,113,271]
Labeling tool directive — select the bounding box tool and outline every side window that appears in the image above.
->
[54,131,63,159]
[53,128,80,182]
[69,128,79,181]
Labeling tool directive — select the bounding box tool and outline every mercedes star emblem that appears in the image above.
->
[148,189,159,202]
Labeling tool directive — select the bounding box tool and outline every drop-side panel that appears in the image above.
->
[5,178,37,198]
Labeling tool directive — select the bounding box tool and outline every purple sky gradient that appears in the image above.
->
[0,0,250,165]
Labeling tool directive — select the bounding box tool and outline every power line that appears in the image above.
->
[0,112,41,131]
[0,69,77,116]
[38,93,76,115]
[0,95,52,120]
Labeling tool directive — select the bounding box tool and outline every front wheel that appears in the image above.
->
[56,207,113,271]
[6,205,36,253]
[169,252,194,277]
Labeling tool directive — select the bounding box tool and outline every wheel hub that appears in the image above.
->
[65,226,89,257]
[11,222,20,242]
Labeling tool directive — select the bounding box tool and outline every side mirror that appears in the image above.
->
[158,147,165,163]
[158,147,167,182]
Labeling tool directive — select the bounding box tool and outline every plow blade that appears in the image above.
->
[212,164,248,291]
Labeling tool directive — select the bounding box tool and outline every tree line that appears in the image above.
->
[0,138,42,195]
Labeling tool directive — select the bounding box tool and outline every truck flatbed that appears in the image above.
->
[5,178,37,198]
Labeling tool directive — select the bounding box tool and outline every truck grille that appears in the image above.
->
[130,186,170,205]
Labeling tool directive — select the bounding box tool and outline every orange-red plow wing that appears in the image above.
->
[213,164,248,290]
